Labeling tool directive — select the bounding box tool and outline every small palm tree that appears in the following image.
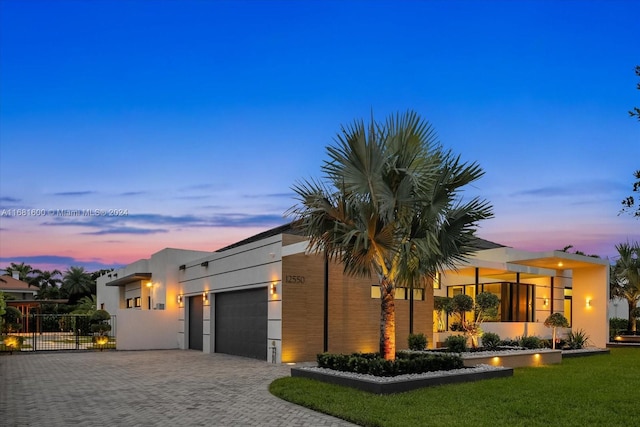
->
[288,111,493,359]
[611,242,640,333]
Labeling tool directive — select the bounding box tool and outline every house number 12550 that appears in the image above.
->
[285,275,305,284]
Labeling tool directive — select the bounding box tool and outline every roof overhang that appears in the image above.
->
[508,250,610,271]
[106,272,152,287]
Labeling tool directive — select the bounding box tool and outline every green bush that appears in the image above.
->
[519,335,543,349]
[408,333,428,351]
[609,317,629,338]
[498,338,520,347]
[566,329,590,349]
[90,309,111,335]
[316,352,463,377]
[482,332,501,350]
[444,335,468,353]
[1,306,22,333]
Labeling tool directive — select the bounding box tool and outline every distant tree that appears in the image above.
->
[2,262,39,287]
[620,170,640,218]
[558,245,600,258]
[32,269,63,300]
[72,295,98,315]
[61,267,94,304]
[629,65,640,121]
[610,242,640,333]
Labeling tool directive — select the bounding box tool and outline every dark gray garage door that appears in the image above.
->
[215,287,267,360]
[189,295,203,351]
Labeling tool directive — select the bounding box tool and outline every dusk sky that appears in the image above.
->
[1,0,638,274]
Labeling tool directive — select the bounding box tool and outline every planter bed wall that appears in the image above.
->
[291,367,513,394]
[461,349,562,368]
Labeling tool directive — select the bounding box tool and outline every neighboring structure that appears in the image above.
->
[97,223,610,362]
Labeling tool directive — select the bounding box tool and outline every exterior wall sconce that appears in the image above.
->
[543,298,549,307]
[179,264,186,271]
[146,282,153,288]
[203,291,209,303]
[586,298,592,308]
[270,282,278,295]
[177,295,183,304]
[201,261,209,267]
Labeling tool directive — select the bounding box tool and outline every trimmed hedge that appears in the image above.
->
[316,352,463,377]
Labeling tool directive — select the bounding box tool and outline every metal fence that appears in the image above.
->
[2,314,116,352]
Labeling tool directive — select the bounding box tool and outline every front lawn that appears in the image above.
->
[270,348,639,427]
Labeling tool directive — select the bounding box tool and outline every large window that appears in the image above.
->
[447,282,535,323]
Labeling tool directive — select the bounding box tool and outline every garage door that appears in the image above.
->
[215,287,267,360]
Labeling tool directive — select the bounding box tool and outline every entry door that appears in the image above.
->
[189,295,203,351]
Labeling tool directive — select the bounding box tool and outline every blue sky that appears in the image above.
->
[1,0,638,273]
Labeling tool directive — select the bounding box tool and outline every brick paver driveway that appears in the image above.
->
[0,350,356,427]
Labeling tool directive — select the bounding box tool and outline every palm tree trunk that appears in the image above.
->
[380,277,396,360]
[629,300,637,333]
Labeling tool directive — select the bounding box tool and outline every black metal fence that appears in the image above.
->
[1,314,116,352]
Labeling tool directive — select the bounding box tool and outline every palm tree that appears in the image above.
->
[61,266,94,304]
[33,270,63,300]
[288,111,493,359]
[610,241,640,333]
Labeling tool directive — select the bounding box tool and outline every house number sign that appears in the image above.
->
[285,275,305,284]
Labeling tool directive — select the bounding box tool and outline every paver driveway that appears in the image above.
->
[0,350,356,427]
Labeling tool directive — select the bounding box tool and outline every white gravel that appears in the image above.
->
[299,364,506,383]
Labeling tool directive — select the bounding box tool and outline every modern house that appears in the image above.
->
[97,223,610,362]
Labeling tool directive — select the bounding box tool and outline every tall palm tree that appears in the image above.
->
[611,241,640,332]
[288,111,493,359]
[61,266,94,304]
[34,270,63,300]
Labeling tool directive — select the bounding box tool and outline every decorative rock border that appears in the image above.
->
[291,366,513,394]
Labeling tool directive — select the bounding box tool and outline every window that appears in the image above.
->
[564,288,572,327]
[446,282,535,323]
[134,297,141,308]
[371,285,424,300]
[126,298,133,308]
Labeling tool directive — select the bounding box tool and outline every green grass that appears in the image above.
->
[270,348,639,427]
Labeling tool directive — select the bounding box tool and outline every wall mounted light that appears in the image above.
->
[177,295,183,304]
[201,261,209,267]
[203,291,209,303]
[270,282,277,295]
[146,281,153,288]
[179,264,186,271]
[586,298,592,308]
[543,298,549,307]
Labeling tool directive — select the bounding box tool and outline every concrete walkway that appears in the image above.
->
[0,350,356,427]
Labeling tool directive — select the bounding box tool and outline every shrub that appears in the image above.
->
[408,333,428,351]
[610,317,628,338]
[566,329,590,349]
[482,332,501,350]
[498,338,520,347]
[444,335,468,353]
[90,309,111,335]
[316,351,463,377]
[519,335,543,349]
[1,306,22,333]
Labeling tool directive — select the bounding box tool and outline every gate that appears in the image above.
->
[3,314,116,352]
